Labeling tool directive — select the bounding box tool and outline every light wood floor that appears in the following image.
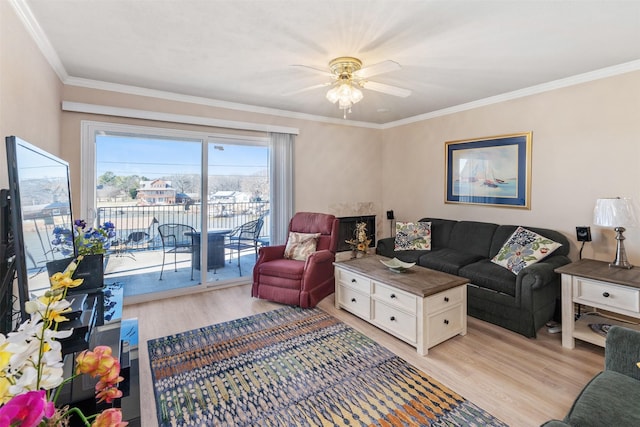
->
[123,285,604,427]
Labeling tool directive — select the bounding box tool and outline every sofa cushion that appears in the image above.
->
[417,218,456,249]
[395,221,431,250]
[491,226,562,274]
[447,221,498,257]
[564,370,640,426]
[458,259,518,297]
[418,248,484,275]
[284,232,319,260]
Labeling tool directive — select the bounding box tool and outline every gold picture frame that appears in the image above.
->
[445,132,532,209]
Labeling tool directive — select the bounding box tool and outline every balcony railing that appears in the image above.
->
[97,201,269,252]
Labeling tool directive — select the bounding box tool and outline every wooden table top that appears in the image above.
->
[555,258,640,289]
[334,255,469,297]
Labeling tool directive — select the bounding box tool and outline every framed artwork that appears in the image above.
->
[445,132,532,208]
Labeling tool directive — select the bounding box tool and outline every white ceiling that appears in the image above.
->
[18,0,640,126]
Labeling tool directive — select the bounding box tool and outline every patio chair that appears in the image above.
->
[158,223,195,281]
[224,216,265,276]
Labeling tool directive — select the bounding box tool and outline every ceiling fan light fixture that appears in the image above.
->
[326,82,363,113]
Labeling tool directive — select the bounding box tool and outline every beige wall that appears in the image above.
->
[381,70,640,262]
[0,1,63,188]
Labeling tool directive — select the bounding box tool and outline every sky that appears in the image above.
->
[96,135,268,179]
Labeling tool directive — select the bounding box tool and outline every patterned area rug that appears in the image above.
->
[147,307,507,426]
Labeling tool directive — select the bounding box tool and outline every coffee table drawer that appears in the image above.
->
[336,268,371,292]
[337,284,371,319]
[372,281,417,314]
[372,300,416,344]
[425,286,464,313]
[427,304,465,346]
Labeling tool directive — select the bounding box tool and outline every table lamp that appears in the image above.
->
[593,197,639,269]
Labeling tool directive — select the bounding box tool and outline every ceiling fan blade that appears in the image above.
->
[281,82,331,96]
[361,81,411,98]
[355,60,401,79]
[290,64,334,77]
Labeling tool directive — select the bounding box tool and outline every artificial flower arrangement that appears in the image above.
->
[52,220,116,257]
[345,221,372,255]
[0,257,127,426]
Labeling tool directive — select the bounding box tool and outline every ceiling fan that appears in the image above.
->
[286,57,411,118]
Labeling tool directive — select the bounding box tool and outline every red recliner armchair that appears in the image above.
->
[252,212,339,308]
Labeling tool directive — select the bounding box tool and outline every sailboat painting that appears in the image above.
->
[445,133,532,208]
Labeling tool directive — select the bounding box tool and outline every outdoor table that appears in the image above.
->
[188,229,231,271]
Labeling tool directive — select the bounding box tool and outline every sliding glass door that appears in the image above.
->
[82,122,271,300]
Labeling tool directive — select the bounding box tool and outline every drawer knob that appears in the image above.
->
[351,279,357,283]
[603,292,610,298]
[444,319,450,325]
[390,294,397,299]
[351,298,356,303]
[390,316,396,321]
[444,297,449,302]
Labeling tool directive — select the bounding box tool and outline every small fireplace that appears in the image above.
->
[337,215,376,252]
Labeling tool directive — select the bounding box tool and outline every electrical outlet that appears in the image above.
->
[576,226,592,242]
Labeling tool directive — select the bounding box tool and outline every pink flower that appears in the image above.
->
[76,349,99,375]
[0,390,55,427]
[95,383,123,403]
[91,408,128,427]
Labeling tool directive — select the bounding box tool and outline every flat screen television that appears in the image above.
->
[0,189,16,333]
[5,136,74,322]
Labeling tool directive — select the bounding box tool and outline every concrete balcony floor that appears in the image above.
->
[104,248,259,298]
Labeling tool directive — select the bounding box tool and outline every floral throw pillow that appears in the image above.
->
[491,226,562,275]
[284,232,320,261]
[394,221,431,251]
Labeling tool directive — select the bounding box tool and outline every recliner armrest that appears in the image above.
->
[256,244,286,263]
[301,249,335,291]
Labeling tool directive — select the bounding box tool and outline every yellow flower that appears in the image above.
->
[0,341,11,371]
[0,376,12,404]
[49,271,84,290]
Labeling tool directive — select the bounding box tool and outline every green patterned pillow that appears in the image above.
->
[394,221,431,251]
[491,226,562,274]
[284,232,320,261]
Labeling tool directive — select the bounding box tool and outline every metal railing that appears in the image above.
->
[97,201,269,251]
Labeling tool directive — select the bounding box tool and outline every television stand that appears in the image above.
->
[57,283,140,426]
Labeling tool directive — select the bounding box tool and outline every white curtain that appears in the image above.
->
[269,132,294,245]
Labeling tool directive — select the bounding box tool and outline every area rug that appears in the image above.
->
[147,307,507,426]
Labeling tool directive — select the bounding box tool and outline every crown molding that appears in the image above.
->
[64,77,382,130]
[381,59,640,129]
[9,0,68,82]
[65,59,640,131]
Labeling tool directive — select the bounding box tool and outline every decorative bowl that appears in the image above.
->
[380,257,416,272]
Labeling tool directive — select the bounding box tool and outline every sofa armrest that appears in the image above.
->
[376,237,395,257]
[540,421,570,427]
[605,325,640,380]
[540,420,571,427]
[517,255,571,291]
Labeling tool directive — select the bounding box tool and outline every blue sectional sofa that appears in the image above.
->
[376,218,571,337]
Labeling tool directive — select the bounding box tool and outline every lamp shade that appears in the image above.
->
[593,197,640,228]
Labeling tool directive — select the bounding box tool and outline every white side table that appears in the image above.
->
[556,259,640,349]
